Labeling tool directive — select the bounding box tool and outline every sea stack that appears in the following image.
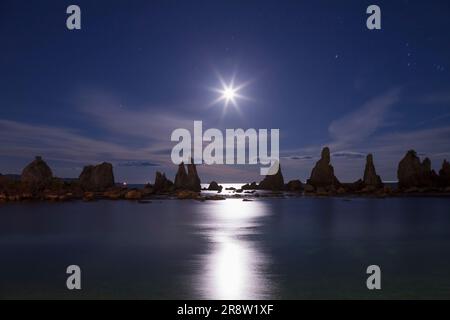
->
[397,150,437,189]
[174,161,201,192]
[259,162,285,190]
[174,163,188,189]
[307,147,340,190]
[363,154,383,189]
[79,162,115,191]
[21,156,53,189]
[207,181,223,192]
[186,163,201,191]
[153,171,173,193]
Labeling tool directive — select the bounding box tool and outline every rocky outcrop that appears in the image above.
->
[307,147,340,190]
[174,162,201,192]
[174,163,188,189]
[207,181,223,192]
[153,171,173,193]
[259,163,285,190]
[439,160,450,187]
[286,180,303,192]
[242,182,258,190]
[363,154,383,189]
[187,163,201,191]
[397,150,422,189]
[21,156,53,189]
[397,150,438,189]
[79,162,115,191]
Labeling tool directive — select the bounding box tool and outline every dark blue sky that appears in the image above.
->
[1,0,450,183]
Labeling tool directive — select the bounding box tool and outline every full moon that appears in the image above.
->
[210,74,249,110]
[221,86,238,106]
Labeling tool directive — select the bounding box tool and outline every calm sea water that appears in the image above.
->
[1,193,450,299]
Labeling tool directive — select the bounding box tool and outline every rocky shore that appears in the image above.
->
[1,148,450,203]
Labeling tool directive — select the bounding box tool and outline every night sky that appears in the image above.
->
[1,0,450,183]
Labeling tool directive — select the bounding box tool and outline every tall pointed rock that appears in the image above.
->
[307,147,340,189]
[174,162,188,189]
[186,162,201,192]
[363,154,383,188]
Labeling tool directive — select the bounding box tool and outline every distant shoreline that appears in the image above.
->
[2,148,450,203]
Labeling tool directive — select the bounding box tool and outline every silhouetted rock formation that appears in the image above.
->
[79,162,115,191]
[242,182,258,190]
[286,180,303,192]
[174,163,188,189]
[4,147,450,202]
[439,160,450,187]
[174,162,201,192]
[125,189,142,200]
[259,163,285,190]
[208,181,223,191]
[21,156,53,189]
[307,147,340,190]
[363,154,383,189]
[421,158,439,188]
[153,171,173,193]
[187,163,201,191]
[397,150,438,189]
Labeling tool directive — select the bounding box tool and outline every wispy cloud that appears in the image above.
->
[331,151,366,159]
[0,90,268,182]
[0,119,143,162]
[283,155,314,161]
[328,89,401,148]
[281,88,450,181]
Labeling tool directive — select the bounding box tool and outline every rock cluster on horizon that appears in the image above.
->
[397,150,438,190]
[174,162,201,192]
[307,147,340,191]
[79,162,115,191]
[2,148,450,203]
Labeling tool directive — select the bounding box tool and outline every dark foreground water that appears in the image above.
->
[1,197,450,299]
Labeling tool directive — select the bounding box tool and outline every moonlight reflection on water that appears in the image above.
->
[194,199,275,300]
